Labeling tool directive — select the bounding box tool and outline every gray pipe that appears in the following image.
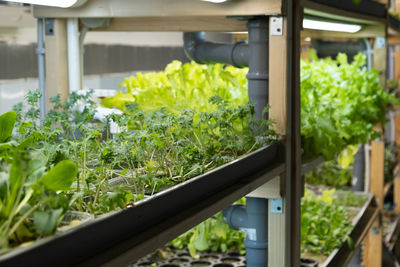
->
[363,38,372,71]
[311,39,366,58]
[36,18,46,124]
[183,18,270,267]
[183,32,249,68]
[247,19,269,120]
[223,197,269,267]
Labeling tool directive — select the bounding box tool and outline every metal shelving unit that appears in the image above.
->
[0,0,394,266]
[0,145,285,266]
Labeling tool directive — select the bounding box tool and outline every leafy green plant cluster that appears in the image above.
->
[170,210,246,257]
[101,60,249,114]
[301,189,354,256]
[305,145,358,188]
[301,52,397,160]
[104,54,395,161]
[0,111,79,252]
[172,189,357,257]
[0,79,276,252]
[306,160,353,188]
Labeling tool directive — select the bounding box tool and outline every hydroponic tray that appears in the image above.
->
[389,15,400,33]
[322,193,379,267]
[0,144,283,267]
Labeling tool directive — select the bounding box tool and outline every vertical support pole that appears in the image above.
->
[36,18,46,122]
[363,35,386,267]
[363,140,384,267]
[394,164,400,213]
[374,37,387,89]
[394,49,400,87]
[67,18,81,93]
[285,0,302,266]
[267,16,286,267]
[269,17,287,136]
[268,182,285,266]
[44,18,69,107]
[394,112,400,212]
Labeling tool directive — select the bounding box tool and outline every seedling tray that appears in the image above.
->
[0,144,282,267]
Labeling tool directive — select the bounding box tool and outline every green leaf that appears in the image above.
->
[0,111,16,143]
[40,160,78,191]
[193,231,209,251]
[33,208,63,235]
[9,159,23,196]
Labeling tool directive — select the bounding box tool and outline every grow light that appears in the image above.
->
[1,0,87,8]
[303,18,362,33]
[200,0,229,3]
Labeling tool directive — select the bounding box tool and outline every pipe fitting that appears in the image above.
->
[223,204,248,230]
[183,32,249,68]
[223,197,269,267]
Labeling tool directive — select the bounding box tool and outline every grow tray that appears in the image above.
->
[0,144,284,267]
[130,248,318,267]
[389,15,400,33]
[306,192,379,267]
[383,211,399,250]
[305,0,386,19]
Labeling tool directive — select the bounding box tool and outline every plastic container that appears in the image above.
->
[57,211,94,232]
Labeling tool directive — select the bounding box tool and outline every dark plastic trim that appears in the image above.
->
[0,144,282,267]
[310,0,386,18]
[323,193,379,266]
[389,14,400,32]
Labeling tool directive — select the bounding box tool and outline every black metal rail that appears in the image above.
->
[308,0,386,18]
[0,144,284,267]
[323,194,379,267]
[389,14,400,33]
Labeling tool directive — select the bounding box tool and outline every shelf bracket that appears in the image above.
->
[270,16,283,36]
[271,198,283,213]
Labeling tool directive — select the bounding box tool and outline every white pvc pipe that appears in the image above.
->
[37,18,46,123]
[67,18,81,93]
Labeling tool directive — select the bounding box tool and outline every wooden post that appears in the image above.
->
[363,140,384,267]
[269,18,287,136]
[264,16,287,266]
[394,164,400,213]
[394,111,400,212]
[395,49,400,88]
[44,18,69,108]
[268,195,285,267]
[373,37,387,89]
[396,0,400,13]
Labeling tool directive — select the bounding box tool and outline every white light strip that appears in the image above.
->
[303,19,362,33]
[200,0,228,3]
[1,0,87,8]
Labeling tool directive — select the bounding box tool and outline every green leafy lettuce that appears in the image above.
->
[101,60,249,113]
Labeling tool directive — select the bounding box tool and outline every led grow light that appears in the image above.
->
[200,0,229,3]
[1,0,87,8]
[303,18,362,33]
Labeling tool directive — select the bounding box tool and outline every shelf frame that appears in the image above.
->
[323,195,379,267]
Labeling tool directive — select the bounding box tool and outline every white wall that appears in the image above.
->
[0,72,138,114]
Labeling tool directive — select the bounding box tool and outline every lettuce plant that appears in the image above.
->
[101,60,249,113]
